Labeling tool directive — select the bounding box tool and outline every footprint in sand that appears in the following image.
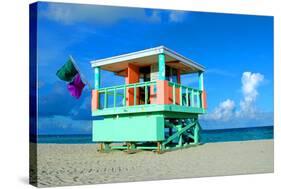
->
[73,176,79,182]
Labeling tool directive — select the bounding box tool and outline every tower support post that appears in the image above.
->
[158,54,166,80]
[94,67,100,89]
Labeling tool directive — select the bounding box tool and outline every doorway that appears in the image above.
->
[139,66,151,104]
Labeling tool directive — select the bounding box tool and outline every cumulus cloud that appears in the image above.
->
[203,99,235,121]
[200,111,273,130]
[202,72,264,122]
[238,72,264,117]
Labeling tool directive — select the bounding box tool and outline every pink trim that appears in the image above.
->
[126,64,139,106]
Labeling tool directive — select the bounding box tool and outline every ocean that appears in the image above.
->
[36,126,273,144]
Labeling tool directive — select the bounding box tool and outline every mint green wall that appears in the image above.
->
[93,115,165,142]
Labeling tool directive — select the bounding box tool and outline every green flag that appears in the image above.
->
[56,58,78,82]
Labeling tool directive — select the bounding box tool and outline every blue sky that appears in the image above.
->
[36,2,273,134]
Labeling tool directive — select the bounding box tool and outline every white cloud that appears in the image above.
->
[203,99,235,121]
[169,11,186,23]
[40,3,189,25]
[238,72,264,117]
[200,111,273,130]
[40,3,161,25]
[203,72,264,122]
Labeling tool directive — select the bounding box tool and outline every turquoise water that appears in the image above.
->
[36,126,273,144]
[201,126,273,143]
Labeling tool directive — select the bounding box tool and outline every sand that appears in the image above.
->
[30,140,274,187]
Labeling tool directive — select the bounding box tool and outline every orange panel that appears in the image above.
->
[202,90,207,109]
[175,69,181,105]
[92,90,99,110]
[150,85,157,104]
[126,64,140,106]
[156,80,169,104]
[167,84,180,105]
[175,87,180,105]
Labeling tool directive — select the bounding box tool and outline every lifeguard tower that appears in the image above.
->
[91,46,207,153]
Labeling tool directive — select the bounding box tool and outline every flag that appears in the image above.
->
[67,74,85,99]
[56,58,78,82]
[56,56,87,99]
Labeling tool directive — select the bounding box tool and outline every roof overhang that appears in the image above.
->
[90,46,205,75]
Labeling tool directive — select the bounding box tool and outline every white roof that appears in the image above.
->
[90,46,205,74]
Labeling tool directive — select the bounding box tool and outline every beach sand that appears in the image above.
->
[30,140,273,187]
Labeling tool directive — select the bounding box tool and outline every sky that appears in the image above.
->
[35,2,274,135]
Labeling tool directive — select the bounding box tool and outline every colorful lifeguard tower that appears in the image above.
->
[91,46,207,153]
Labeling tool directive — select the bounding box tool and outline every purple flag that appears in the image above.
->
[67,74,85,99]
